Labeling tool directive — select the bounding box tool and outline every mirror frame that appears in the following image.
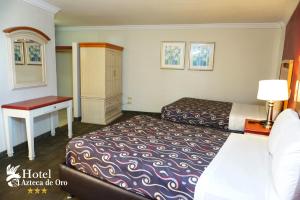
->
[3,26,50,89]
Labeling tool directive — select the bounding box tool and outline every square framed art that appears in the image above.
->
[189,42,215,71]
[25,42,43,65]
[161,41,185,70]
[14,42,25,65]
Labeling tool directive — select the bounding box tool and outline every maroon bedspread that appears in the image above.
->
[161,98,233,130]
[66,115,229,200]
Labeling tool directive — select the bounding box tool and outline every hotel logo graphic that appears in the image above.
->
[6,164,21,187]
[5,163,68,192]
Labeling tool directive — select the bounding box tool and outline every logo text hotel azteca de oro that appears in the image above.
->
[6,164,67,194]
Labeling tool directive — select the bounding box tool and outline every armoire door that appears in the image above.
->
[81,47,106,98]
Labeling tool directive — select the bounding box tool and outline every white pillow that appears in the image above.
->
[271,110,300,200]
[268,109,299,155]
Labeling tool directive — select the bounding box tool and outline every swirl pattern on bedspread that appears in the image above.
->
[161,98,233,130]
[66,115,229,200]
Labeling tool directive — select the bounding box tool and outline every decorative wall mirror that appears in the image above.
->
[3,26,50,89]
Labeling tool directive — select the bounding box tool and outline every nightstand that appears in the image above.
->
[244,119,271,136]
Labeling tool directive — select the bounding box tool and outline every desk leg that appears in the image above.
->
[25,116,35,160]
[67,104,73,138]
[50,112,55,136]
[3,114,13,157]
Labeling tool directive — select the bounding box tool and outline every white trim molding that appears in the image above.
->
[24,0,60,14]
[56,23,283,32]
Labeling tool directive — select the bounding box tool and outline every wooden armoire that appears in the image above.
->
[80,43,123,125]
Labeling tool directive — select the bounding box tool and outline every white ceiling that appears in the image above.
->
[45,0,299,26]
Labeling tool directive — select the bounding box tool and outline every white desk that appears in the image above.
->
[2,96,73,160]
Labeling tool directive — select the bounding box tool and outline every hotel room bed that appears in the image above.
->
[161,97,266,132]
[60,109,300,200]
[60,133,278,200]
[64,115,230,200]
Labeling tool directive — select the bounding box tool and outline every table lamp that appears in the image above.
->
[257,80,288,129]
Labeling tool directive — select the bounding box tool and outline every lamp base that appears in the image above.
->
[259,120,273,129]
[263,120,273,129]
[265,101,274,130]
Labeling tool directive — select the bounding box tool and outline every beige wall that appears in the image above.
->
[56,25,284,112]
[56,52,73,126]
[56,52,73,97]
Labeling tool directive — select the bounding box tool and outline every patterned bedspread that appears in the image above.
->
[161,98,233,130]
[66,115,229,200]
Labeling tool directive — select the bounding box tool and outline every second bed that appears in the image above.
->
[161,97,266,132]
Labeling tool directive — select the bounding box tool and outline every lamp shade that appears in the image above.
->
[257,80,288,101]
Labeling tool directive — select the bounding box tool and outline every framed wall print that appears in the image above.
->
[161,41,185,69]
[189,42,215,71]
[14,42,25,65]
[25,42,43,65]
